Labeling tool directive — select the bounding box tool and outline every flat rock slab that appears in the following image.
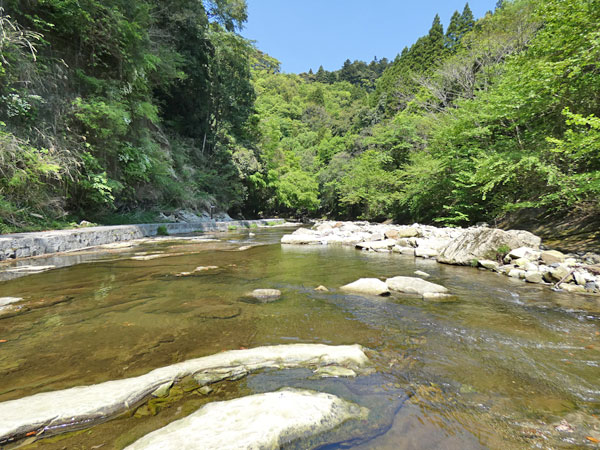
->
[0,344,368,444]
[0,297,23,308]
[386,276,448,295]
[125,389,368,450]
[0,296,73,320]
[340,278,390,296]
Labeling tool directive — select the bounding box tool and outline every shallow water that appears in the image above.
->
[1,227,599,449]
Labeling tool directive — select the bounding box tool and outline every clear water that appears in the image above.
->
[0,227,599,449]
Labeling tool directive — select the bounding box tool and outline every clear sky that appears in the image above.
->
[242,0,498,73]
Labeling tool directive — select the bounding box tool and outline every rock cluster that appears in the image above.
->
[282,221,600,295]
[488,248,599,293]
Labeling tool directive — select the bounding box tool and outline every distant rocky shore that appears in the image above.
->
[282,221,600,295]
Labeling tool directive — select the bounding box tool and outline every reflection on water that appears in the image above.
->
[0,227,599,449]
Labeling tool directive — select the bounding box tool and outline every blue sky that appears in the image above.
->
[242,0,498,73]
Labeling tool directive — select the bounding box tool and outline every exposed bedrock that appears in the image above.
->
[125,389,369,450]
[0,344,369,444]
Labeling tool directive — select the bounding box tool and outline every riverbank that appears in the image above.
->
[282,221,600,296]
[0,219,287,261]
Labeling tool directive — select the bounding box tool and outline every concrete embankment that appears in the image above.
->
[0,219,285,261]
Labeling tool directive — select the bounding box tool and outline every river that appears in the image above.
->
[0,227,598,449]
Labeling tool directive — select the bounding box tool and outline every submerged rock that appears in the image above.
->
[314,366,357,378]
[386,276,448,296]
[340,278,390,296]
[248,289,282,302]
[315,285,329,292]
[414,270,430,278]
[437,228,541,265]
[422,292,457,301]
[124,389,368,450]
[0,344,369,443]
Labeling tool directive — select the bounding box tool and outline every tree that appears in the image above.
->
[459,3,475,38]
[446,11,462,50]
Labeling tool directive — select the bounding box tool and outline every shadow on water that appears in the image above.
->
[0,227,599,449]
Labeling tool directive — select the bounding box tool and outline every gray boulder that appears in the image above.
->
[386,276,448,295]
[478,260,499,270]
[541,250,566,265]
[508,247,541,261]
[340,278,390,296]
[437,227,541,265]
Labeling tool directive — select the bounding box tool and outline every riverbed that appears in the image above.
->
[1,227,599,448]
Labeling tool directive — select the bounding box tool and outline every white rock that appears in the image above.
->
[513,258,530,268]
[573,272,587,286]
[316,223,333,233]
[524,262,539,272]
[508,269,526,279]
[340,278,390,296]
[541,250,566,265]
[394,227,420,238]
[0,297,23,307]
[415,247,439,258]
[124,389,368,450]
[393,246,415,256]
[525,272,544,284]
[508,247,541,261]
[355,240,396,250]
[550,264,571,282]
[478,260,499,270]
[281,229,322,245]
[386,276,448,295]
[561,284,586,293]
[0,344,369,442]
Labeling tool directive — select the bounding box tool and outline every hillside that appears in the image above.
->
[1,0,598,238]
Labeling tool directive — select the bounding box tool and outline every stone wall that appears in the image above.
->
[0,219,285,261]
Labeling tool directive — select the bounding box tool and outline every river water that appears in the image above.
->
[1,227,599,449]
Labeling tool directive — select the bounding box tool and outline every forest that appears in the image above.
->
[0,0,598,232]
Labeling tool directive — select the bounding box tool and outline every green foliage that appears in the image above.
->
[156,225,169,236]
[2,0,599,232]
[1,0,260,229]
[495,245,511,262]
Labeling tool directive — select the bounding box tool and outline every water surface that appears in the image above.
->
[1,227,599,449]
